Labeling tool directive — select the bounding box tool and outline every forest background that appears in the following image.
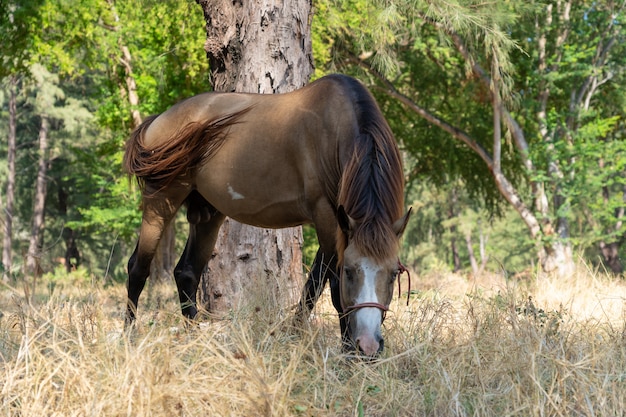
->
[1,0,625,287]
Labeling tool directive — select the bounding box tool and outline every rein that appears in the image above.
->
[341,260,412,319]
[397,260,411,307]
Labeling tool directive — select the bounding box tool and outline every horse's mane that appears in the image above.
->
[123,107,251,192]
[333,76,405,263]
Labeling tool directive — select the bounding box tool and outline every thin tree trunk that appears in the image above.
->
[2,76,17,281]
[479,222,489,272]
[448,188,461,272]
[533,1,574,276]
[26,114,50,277]
[119,42,176,282]
[450,237,461,273]
[465,233,478,275]
[197,0,313,312]
[120,45,142,130]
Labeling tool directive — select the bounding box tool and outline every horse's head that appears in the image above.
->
[337,206,411,356]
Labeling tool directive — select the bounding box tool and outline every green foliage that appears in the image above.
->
[402,179,535,274]
[315,0,626,273]
[42,265,92,288]
[0,0,43,77]
[2,0,626,279]
[313,0,403,76]
[302,225,320,268]
[0,0,210,279]
[66,144,141,242]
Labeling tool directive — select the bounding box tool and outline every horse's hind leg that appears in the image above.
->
[174,196,225,320]
[126,189,187,327]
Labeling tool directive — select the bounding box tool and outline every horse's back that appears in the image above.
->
[138,75,363,227]
[156,77,357,227]
[145,75,360,148]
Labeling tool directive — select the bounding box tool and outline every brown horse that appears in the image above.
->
[123,74,411,356]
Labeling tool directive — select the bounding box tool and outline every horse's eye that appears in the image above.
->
[344,267,354,281]
[390,270,400,284]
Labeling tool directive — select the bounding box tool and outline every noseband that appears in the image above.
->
[340,260,411,320]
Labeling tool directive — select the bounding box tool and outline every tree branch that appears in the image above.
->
[346,54,542,238]
[346,55,494,168]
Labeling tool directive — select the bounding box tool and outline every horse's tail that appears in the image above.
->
[123,107,251,192]
[123,114,159,186]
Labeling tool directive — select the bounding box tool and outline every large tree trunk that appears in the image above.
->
[196,0,313,312]
[26,114,50,276]
[2,75,17,281]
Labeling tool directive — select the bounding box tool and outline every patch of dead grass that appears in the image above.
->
[1,264,626,416]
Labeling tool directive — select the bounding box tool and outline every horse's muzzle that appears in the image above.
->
[345,304,387,357]
[356,333,384,356]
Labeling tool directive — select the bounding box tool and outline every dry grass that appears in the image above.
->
[2,264,626,416]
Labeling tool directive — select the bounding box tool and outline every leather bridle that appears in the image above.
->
[340,259,411,320]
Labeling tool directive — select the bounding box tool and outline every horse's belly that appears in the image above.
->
[193,127,320,228]
[229,204,309,229]
[195,179,311,229]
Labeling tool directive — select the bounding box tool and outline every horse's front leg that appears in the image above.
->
[327,272,352,352]
[294,249,337,325]
[298,258,351,351]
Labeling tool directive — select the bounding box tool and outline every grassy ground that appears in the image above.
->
[1,264,626,416]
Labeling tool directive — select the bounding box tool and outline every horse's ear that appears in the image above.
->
[393,207,412,238]
[337,205,356,236]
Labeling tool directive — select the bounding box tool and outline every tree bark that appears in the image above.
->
[2,75,17,281]
[26,114,50,276]
[533,1,575,276]
[196,0,313,312]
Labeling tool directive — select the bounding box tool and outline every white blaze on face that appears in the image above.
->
[353,258,384,355]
